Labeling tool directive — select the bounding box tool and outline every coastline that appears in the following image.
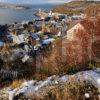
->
[0,4,55,25]
[0,2,32,10]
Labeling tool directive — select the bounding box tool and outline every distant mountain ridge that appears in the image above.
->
[53,1,100,15]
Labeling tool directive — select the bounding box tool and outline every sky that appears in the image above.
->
[0,0,71,4]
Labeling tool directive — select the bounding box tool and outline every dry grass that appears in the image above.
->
[18,77,99,100]
[11,80,24,89]
[53,1,100,15]
[33,73,48,81]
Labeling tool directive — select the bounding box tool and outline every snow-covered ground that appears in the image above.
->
[5,69,100,100]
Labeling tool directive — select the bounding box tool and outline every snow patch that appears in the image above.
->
[8,69,100,100]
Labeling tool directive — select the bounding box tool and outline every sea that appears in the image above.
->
[0,4,56,25]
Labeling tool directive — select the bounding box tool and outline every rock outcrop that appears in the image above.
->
[0,69,100,100]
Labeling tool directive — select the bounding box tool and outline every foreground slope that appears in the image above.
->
[0,69,100,100]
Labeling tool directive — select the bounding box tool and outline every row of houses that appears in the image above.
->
[0,10,70,64]
[0,9,86,65]
[0,17,85,51]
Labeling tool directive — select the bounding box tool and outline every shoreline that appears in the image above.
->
[0,3,31,10]
[0,4,55,25]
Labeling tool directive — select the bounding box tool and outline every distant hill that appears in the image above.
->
[53,1,100,15]
[0,3,31,10]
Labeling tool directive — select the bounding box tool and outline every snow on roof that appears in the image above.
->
[30,33,39,40]
[42,38,55,45]
[22,55,29,63]
[0,41,4,47]
[12,34,26,44]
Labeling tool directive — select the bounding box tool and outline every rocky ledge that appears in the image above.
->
[0,69,100,100]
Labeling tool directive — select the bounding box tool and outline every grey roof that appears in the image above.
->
[30,33,39,40]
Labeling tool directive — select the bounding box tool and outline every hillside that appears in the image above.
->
[0,69,100,99]
[53,1,100,15]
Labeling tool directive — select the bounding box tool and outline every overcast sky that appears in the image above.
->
[0,0,71,4]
